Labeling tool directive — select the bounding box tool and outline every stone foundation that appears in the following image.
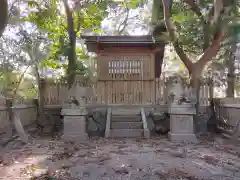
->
[62,107,88,142]
[168,104,197,143]
[168,133,197,143]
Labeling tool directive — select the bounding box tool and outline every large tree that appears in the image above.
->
[0,0,8,36]
[161,0,237,91]
[151,0,239,130]
[27,0,109,88]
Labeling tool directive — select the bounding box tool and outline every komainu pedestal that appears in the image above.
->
[62,106,88,142]
[168,104,197,143]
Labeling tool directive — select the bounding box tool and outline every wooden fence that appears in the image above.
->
[0,98,37,134]
[214,98,240,140]
[43,78,212,106]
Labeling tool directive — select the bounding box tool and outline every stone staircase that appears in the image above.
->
[105,107,150,138]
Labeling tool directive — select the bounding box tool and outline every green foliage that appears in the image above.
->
[26,1,67,67]
[116,0,146,8]
[25,0,110,82]
[152,0,240,72]
[80,3,107,29]
[150,0,240,89]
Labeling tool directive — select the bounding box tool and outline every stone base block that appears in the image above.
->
[144,130,150,138]
[105,130,110,138]
[110,129,143,138]
[63,114,88,142]
[63,133,88,142]
[168,132,197,143]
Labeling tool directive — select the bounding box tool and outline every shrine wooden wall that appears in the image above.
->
[96,46,156,104]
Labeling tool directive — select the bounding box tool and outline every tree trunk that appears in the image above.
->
[5,99,14,137]
[151,0,162,26]
[189,64,203,133]
[203,23,210,51]
[66,40,77,89]
[63,0,77,89]
[0,0,8,36]
[37,74,46,127]
[189,64,203,96]
[226,42,236,97]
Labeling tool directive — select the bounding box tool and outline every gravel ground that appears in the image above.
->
[0,136,240,180]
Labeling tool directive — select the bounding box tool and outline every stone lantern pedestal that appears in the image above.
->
[168,103,197,143]
[62,105,88,142]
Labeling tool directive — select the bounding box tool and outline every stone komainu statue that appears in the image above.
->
[0,0,8,36]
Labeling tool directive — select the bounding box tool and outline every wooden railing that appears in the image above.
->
[214,98,240,140]
[43,78,211,106]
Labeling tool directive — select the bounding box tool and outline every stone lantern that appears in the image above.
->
[168,75,197,143]
[61,76,89,142]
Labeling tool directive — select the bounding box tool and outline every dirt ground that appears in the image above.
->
[0,135,240,180]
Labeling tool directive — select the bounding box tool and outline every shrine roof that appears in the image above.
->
[81,35,166,52]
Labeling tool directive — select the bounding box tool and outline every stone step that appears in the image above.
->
[111,108,140,116]
[217,125,233,134]
[222,133,232,139]
[111,122,143,129]
[110,129,143,138]
[222,133,240,141]
[111,115,142,122]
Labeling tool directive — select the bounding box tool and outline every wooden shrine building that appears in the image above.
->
[82,35,166,105]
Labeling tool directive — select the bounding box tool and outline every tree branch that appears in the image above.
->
[63,0,76,44]
[76,12,81,33]
[8,0,18,19]
[12,64,30,97]
[196,1,233,67]
[196,31,223,68]
[183,0,203,18]
[161,0,193,71]
[117,6,129,34]
[208,6,215,22]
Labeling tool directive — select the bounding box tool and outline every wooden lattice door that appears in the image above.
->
[96,54,155,104]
